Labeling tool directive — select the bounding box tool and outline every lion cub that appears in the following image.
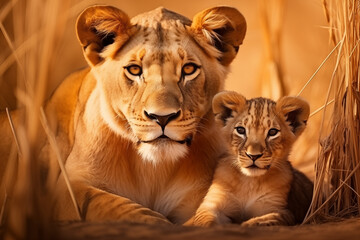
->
[191,91,313,227]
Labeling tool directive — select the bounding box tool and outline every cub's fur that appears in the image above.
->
[0,6,246,224]
[190,91,313,227]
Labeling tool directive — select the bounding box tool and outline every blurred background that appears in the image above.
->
[0,0,336,176]
[3,1,360,238]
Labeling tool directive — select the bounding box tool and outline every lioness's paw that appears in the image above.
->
[134,209,172,225]
[142,215,172,225]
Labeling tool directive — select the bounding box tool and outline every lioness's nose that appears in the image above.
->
[245,153,263,161]
[144,110,181,130]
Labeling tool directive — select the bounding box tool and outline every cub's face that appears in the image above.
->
[76,6,246,163]
[212,92,310,177]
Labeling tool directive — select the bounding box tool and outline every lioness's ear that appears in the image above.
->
[212,91,247,126]
[276,96,310,137]
[191,6,247,66]
[76,5,134,66]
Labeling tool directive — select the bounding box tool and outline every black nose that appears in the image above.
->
[144,110,181,130]
[245,153,263,161]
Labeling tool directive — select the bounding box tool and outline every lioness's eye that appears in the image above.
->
[125,65,142,76]
[268,128,280,137]
[235,126,246,135]
[182,63,199,76]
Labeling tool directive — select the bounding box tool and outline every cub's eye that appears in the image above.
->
[182,63,199,76]
[235,126,246,135]
[268,128,280,137]
[125,65,142,76]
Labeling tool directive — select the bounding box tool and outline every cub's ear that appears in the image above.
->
[191,6,247,66]
[276,96,310,137]
[212,91,247,126]
[76,5,134,66]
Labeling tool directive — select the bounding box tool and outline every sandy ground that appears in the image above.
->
[58,218,360,240]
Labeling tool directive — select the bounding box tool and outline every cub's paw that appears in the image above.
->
[241,218,281,227]
[188,213,218,227]
[241,212,291,227]
[192,219,217,227]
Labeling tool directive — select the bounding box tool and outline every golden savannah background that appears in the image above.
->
[0,0,359,239]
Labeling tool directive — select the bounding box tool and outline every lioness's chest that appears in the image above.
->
[94,153,207,222]
[73,122,218,223]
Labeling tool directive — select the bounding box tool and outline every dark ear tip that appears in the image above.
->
[212,91,247,126]
[234,45,239,53]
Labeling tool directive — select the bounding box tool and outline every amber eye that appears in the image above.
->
[235,126,246,135]
[268,128,280,137]
[182,63,199,76]
[125,65,142,76]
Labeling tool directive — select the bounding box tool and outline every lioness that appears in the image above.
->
[0,6,246,224]
[189,91,313,226]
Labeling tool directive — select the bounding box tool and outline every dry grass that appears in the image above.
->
[258,0,360,223]
[258,0,286,100]
[304,0,360,223]
[0,0,72,239]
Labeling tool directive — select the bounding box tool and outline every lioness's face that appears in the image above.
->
[93,27,224,162]
[77,6,246,163]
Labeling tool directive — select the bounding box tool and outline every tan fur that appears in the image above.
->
[189,91,313,227]
[0,6,246,224]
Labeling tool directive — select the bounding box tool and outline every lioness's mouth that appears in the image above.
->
[246,164,259,169]
[245,164,271,170]
[139,135,193,146]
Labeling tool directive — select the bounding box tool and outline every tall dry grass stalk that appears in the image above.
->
[0,0,72,239]
[259,0,286,100]
[304,0,360,223]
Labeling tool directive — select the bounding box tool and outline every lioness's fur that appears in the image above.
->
[189,91,313,226]
[0,6,246,224]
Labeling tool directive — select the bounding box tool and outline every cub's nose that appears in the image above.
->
[144,110,181,130]
[245,152,263,161]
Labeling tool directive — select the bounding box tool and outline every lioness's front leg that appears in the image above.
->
[241,210,295,227]
[55,178,171,225]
